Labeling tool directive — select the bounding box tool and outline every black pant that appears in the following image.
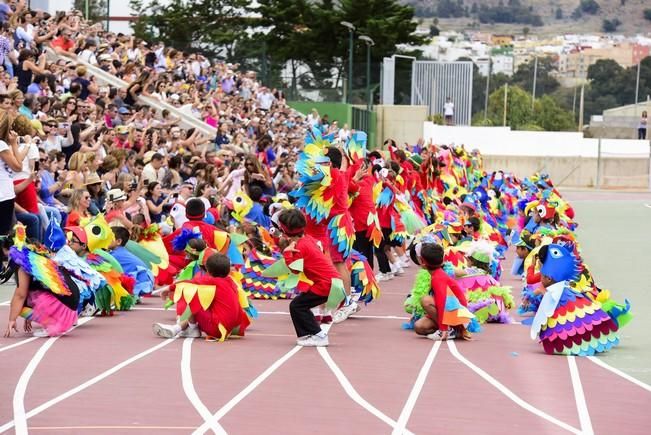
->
[0,199,15,235]
[353,230,374,269]
[639,128,647,140]
[289,291,329,337]
[374,228,392,273]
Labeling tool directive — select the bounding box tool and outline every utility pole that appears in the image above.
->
[635,61,641,115]
[578,82,585,131]
[340,21,355,104]
[572,85,577,123]
[531,55,538,111]
[359,35,374,111]
[484,58,491,120]
[503,84,508,127]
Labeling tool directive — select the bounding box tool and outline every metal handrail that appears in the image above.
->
[45,48,217,138]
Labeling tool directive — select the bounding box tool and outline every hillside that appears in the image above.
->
[404,0,651,36]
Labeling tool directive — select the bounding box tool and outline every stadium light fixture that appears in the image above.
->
[359,35,374,110]
[340,22,355,103]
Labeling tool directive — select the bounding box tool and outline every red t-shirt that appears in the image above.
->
[349,175,376,233]
[51,36,75,52]
[430,268,468,331]
[174,274,250,337]
[329,168,350,216]
[283,235,340,297]
[164,220,230,254]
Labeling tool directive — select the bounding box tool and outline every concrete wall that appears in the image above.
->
[375,105,428,148]
[423,123,650,158]
[423,124,651,188]
[483,155,650,188]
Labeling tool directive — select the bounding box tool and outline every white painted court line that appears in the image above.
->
[567,356,594,435]
[181,338,228,435]
[316,323,414,435]
[587,356,651,393]
[392,341,441,435]
[12,317,93,435]
[644,204,651,209]
[317,347,414,435]
[0,338,175,433]
[447,341,581,434]
[193,345,302,435]
[133,307,411,320]
[0,337,38,353]
[0,300,10,306]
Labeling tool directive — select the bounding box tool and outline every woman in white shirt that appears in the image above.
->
[0,130,29,235]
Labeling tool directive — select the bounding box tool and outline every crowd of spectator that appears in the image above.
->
[0,0,355,241]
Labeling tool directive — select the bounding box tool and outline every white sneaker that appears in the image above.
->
[427,329,457,341]
[400,257,411,268]
[296,333,329,347]
[32,329,49,338]
[152,323,181,338]
[179,324,201,338]
[332,302,360,324]
[79,304,98,317]
[375,272,390,282]
[391,263,405,276]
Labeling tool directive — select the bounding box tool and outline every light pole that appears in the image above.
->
[340,21,355,104]
[359,35,374,110]
[531,55,538,111]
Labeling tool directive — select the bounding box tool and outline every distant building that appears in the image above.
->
[491,34,514,46]
[558,43,643,80]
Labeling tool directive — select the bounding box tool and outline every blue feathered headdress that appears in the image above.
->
[539,240,581,282]
[172,228,202,252]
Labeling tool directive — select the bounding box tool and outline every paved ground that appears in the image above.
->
[0,188,650,434]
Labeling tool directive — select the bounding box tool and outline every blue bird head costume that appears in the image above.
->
[539,239,581,283]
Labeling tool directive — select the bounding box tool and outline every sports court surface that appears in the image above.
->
[1,189,650,434]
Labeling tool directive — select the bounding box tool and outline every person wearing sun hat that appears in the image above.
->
[105,188,132,229]
[84,172,105,214]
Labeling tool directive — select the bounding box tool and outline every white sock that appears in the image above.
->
[171,324,183,334]
[315,330,328,339]
[187,322,198,329]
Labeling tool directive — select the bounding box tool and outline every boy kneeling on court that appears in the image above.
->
[412,243,475,341]
[278,208,343,347]
[153,252,250,340]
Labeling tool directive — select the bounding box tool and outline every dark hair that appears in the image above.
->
[466,216,481,232]
[325,147,342,169]
[205,253,230,277]
[278,208,306,235]
[186,198,206,219]
[151,153,163,162]
[394,150,407,162]
[469,255,490,273]
[186,238,207,259]
[420,243,444,270]
[249,185,263,202]
[111,226,130,247]
[146,181,159,195]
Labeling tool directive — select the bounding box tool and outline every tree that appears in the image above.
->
[74,0,107,23]
[486,85,532,129]
[533,96,575,131]
[523,27,530,37]
[130,0,252,58]
[643,9,651,21]
[602,18,621,33]
[579,0,600,14]
[511,56,560,96]
[555,7,563,19]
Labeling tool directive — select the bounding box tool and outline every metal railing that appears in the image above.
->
[45,48,217,138]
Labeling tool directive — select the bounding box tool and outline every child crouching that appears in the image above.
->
[153,252,250,340]
[413,243,475,341]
